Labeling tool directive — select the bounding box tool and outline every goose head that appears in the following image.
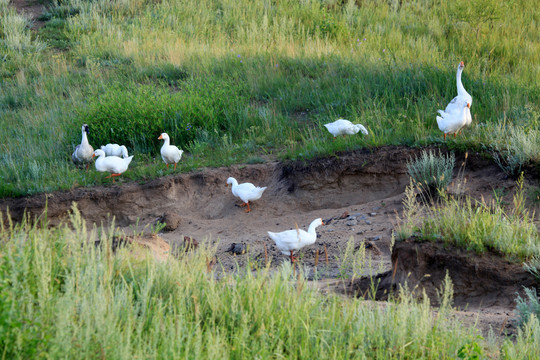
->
[226,177,237,187]
[158,133,169,141]
[354,124,369,135]
[458,61,465,71]
[92,149,106,158]
[82,124,89,135]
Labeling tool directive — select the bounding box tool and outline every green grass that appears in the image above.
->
[0,0,539,196]
[400,175,540,262]
[0,207,539,359]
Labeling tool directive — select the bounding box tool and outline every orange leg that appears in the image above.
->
[453,132,457,138]
[166,164,169,169]
[289,250,297,263]
[174,162,177,170]
[239,202,252,212]
[105,173,122,183]
[443,133,447,140]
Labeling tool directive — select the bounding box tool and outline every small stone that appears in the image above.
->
[371,236,381,241]
[365,220,372,225]
[339,211,349,219]
[346,215,356,221]
[346,219,357,226]
[326,229,334,232]
[225,242,247,255]
[160,212,181,231]
[369,212,377,217]
[183,236,199,250]
[323,218,333,225]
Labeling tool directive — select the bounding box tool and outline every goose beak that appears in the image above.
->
[460,61,464,67]
[467,103,471,108]
[158,135,163,140]
[92,153,95,158]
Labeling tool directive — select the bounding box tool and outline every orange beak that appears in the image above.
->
[92,153,95,158]
[460,61,464,67]
[158,135,163,140]
[467,103,471,108]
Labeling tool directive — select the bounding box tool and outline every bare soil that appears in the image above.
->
[1,146,538,337]
[10,0,48,29]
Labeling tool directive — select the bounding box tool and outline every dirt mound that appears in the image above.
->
[390,239,539,308]
[335,239,538,310]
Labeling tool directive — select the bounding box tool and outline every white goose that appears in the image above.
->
[268,218,325,263]
[436,100,470,140]
[101,144,129,158]
[438,61,473,137]
[158,133,183,170]
[324,119,368,138]
[72,124,94,169]
[226,177,267,213]
[93,149,134,183]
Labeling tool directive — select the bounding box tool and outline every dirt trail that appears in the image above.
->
[1,146,535,336]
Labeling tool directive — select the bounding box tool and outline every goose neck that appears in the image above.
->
[81,130,89,145]
[456,68,467,96]
[307,220,321,235]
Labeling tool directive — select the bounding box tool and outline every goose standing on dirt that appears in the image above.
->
[226,177,267,213]
[324,119,369,138]
[439,61,473,137]
[101,144,129,158]
[92,149,134,183]
[72,124,94,169]
[436,100,470,140]
[158,133,183,170]
[268,218,325,263]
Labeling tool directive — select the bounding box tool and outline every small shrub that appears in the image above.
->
[406,150,455,196]
[492,125,540,177]
[524,256,540,280]
[515,288,540,328]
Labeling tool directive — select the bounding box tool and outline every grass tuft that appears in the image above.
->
[406,149,455,197]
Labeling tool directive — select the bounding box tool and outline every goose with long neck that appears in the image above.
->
[72,124,94,169]
[226,177,267,213]
[437,61,473,138]
[158,133,183,170]
[268,218,325,263]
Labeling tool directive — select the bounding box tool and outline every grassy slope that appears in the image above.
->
[0,0,539,196]
[0,209,538,359]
